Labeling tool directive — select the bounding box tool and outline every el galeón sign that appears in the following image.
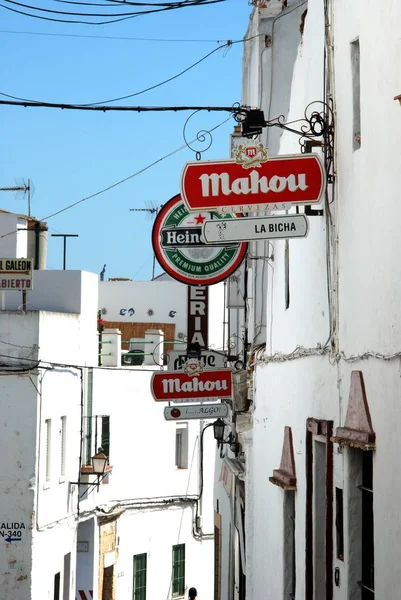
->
[181,153,325,213]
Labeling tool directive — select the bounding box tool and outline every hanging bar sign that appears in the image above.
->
[181,149,325,213]
[151,369,233,402]
[202,214,309,243]
[164,403,229,421]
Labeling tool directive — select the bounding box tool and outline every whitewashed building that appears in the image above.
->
[216,1,401,599]
[0,214,219,600]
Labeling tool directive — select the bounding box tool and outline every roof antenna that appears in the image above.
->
[100,264,106,281]
[0,178,33,216]
[129,202,161,280]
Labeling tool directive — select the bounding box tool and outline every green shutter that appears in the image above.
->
[133,553,147,600]
[101,416,110,457]
[172,544,185,597]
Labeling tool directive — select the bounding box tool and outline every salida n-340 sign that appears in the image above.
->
[181,147,325,213]
[152,194,247,286]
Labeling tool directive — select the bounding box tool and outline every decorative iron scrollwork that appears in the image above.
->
[183,109,214,159]
[181,102,334,171]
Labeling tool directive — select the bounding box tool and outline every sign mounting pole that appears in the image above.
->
[51,234,79,270]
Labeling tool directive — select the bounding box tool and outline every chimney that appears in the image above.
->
[27,219,48,270]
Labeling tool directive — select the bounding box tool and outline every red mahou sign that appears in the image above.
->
[151,369,233,402]
[181,153,325,212]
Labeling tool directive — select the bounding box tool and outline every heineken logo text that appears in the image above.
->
[161,227,202,248]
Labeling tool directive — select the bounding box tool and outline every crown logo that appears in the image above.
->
[183,358,204,377]
[234,143,269,169]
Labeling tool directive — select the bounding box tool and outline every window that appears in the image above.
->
[83,414,110,467]
[172,544,185,597]
[101,416,110,458]
[305,419,334,600]
[133,553,147,600]
[60,417,67,477]
[175,424,188,469]
[283,491,296,599]
[45,419,52,481]
[314,440,326,599]
[336,488,344,561]
[63,553,71,600]
[348,448,375,597]
[54,572,60,600]
[351,39,361,150]
[214,513,222,600]
[359,452,374,597]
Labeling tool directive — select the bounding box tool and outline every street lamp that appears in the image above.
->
[71,448,110,498]
[213,418,226,446]
[213,419,240,457]
[91,451,108,475]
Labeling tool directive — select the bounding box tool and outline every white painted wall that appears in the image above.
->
[99,279,226,351]
[2,270,98,319]
[0,211,28,259]
[0,225,220,600]
[115,508,213,600]
[236,1,401,599]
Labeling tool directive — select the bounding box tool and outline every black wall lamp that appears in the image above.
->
[213,418,240,457]
[71,449,109,498]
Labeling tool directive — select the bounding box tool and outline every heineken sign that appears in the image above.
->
[152,194,247,286]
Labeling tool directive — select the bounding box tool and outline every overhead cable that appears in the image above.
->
[0,0,223,24]
[0,116,230,230]
[0,36,260,107]
[0,29,225,41]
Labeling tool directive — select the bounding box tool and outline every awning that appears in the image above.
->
[331,370,376,450]
[269,426,297,490]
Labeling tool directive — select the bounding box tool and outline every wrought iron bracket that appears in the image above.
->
[70,473,109,499]
[182,101,335,172]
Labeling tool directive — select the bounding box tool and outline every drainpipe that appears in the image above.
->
[34,221,41,270]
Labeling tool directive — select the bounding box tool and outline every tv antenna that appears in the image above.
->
[0,179,34,216]
[130,202,162,280]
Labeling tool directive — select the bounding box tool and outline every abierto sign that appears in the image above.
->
[151,369,232,402]
[0,258,33,290]
[181,152,325,213]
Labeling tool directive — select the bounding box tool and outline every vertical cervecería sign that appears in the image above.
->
[181,149,325,213]
[187,285,208,349]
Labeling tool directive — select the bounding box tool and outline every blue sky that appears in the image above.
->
[0,0,252,279]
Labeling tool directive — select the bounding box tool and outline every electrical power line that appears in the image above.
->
[0,0,224,25]
[0,36,259,107]
[40,117,231,221]
[0,99,239,112]
[0,116,231,234]
[0,29,226,42]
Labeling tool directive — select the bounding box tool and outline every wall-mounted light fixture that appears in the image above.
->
[71,449,110,498]
[213,418,240,457]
